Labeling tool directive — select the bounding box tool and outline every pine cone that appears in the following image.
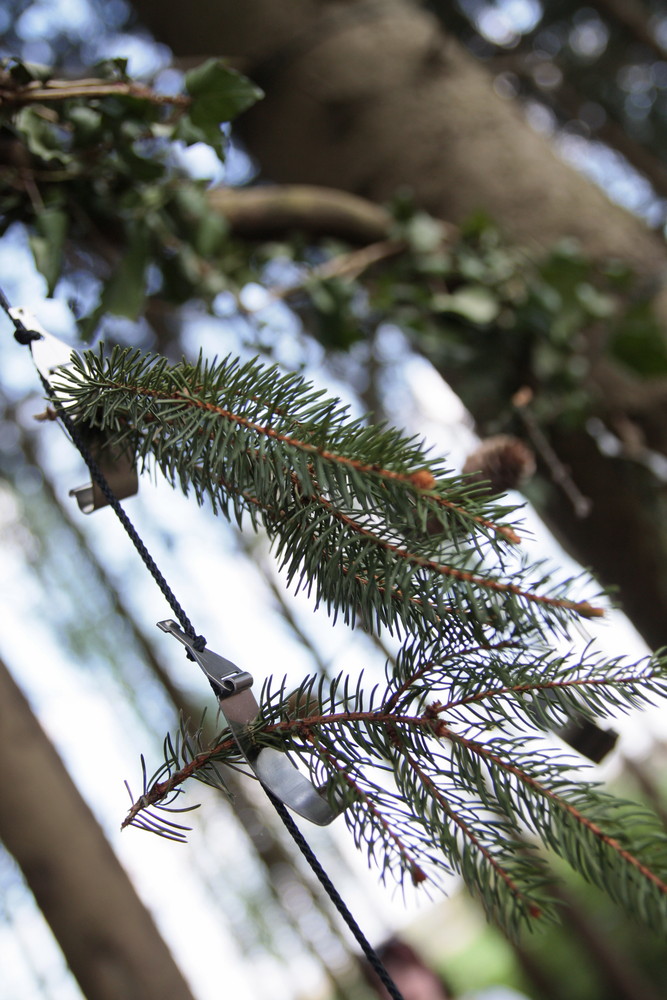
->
[462,435,535,494]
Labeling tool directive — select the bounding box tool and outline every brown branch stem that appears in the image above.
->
[312,491,599,619]
[98,374,523,544]
[305,732,427,885]
[382,640,523,715]
[440,671,662,713]
[0,77,190,109]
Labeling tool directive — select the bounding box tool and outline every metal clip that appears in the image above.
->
[10,308,139,514]
[68,429,138,514]
[9,307,74,376]
[157,620,340,826]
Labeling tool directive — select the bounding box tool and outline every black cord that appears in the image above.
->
[35,367,206,649]
[0,288,39,345]
[266,790,406,1000]
[1,294,205,648]
[2,290,406,1000]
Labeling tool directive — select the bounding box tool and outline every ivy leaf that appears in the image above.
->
[28,206,68,295]
[193,212,228,258]
[15,107,70,165]
[575,282,615,319]
[403,212,443,253]
[68,105,103,146]
[78,229,152,339]
[185,59,263,121]
[167,185,228,257]
[306,277,364,349]
[539,241,590,296]
[6,59,52,84]
[93,57,129,80]
[181,60,263,156]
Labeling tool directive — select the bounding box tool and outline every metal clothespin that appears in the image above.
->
[9,306,74,376]
[67,430,138,514]
[157,619,340,826]
[10,307,138,514]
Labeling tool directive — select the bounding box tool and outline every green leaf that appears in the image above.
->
[14,107,70,165]
[170,117,213,151]
[182,60,263,156]
[92,57,129,80]
[609,301,667,377]
[404,212,443,253]
[185,59,263,121]
[459,209,498,239]
[6,58,52,84]
[432,286,500,324]
[539,242,590,296]
[100,229,151,319]
[575,282,615,319]
[193,212,228,257]
[168,183,228,254]
[68,105,103,145]
[28,206,68,294]
[306,277,364,348]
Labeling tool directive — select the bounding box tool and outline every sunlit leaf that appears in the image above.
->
[432,286,500,324]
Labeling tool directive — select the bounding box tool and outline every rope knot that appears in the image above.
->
[14,326,42,346]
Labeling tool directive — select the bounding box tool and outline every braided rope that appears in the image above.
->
[1,289,406,1000]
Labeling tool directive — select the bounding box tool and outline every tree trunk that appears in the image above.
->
[130,0,666,271]
[0,657,196,1000]
[131,0,667,648]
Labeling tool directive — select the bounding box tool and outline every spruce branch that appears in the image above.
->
[53,347,600,641]
[51,345,667,930]
[119,642,667,930]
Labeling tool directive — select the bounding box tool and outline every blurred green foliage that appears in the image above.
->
[290,204,663,437]
[0,56,261,335]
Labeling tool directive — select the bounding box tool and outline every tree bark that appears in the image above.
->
[0,657,196,1000]
[131,0,666,271]
[132,0,667,647]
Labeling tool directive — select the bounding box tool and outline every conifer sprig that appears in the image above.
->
[53,347,600,641]
[52,345,667,931]
[121,647,667,930]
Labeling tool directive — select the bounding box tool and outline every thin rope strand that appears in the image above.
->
[35,367,205,647]
[266,790,406,1000]
[2,289,405,1000]
[0,292,204,647]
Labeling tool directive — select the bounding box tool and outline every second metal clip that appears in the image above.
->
[157,620,340,826]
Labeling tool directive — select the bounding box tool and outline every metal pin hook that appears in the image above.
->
[157,620,340,826]
[9,307,74,375]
